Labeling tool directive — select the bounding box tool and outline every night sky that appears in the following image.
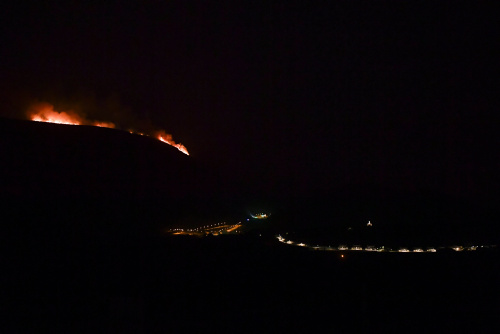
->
[1,1,498,199]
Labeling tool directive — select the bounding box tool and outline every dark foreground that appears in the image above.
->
[2,233,498,333]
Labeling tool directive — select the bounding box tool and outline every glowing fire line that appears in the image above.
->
[31,110,82,126]
[28,102,189,155]
[157,131,189,155]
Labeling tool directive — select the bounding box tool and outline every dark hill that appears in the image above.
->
[1,119,498,334]
[0,117,244,234]
[1,116,496,244]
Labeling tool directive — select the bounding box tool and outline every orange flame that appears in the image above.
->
[28,102,189,156]
[29,103,115,129]
[157,130,189,155]
[29,103,82,125]
[93,121,116,128]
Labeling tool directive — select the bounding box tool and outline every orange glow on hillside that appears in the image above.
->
[28,102,189,156]
[157,130,189,155]
[93,121,116,128]
[29,103,115,129]
[30,103,82,125]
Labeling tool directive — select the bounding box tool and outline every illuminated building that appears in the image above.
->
[250,213,270,219]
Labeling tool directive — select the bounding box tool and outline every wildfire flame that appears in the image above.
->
[93,121,116,128]
[28,102,189,156]
[157,130,189,155]
[30,103,83,125]
[29,102,116,128]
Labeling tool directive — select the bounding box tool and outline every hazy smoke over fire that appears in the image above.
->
[28,102,189,155]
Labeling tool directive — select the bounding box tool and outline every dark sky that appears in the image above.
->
[1,1,498,199]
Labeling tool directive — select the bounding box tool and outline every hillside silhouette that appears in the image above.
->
[0,117,247,237]
[1,117,498,334]
[2,117,497,242]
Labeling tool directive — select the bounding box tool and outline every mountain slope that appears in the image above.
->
[0,117,244,235]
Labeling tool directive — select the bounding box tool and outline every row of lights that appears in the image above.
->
[169,222,243,234]
[276,235,490,253]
